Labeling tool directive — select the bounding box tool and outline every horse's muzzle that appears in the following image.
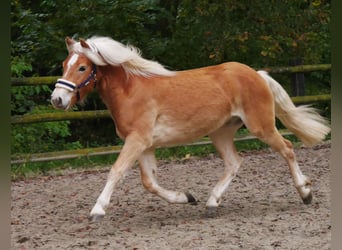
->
[51,96,63,108]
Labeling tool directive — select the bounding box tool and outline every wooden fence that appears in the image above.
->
[11,64,331,164]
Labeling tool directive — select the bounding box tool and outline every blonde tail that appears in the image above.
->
[257,70,330,147]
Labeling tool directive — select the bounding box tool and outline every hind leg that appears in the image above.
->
[264,131,312,203]
[243,116,312,204]
[281,138,312,204]
[206,120,243,208]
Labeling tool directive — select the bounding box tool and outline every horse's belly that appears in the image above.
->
[151,114,228,147]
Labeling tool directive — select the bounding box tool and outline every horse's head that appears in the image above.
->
[51,37,98,110]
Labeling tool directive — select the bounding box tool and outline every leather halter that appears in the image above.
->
[55,64,97,101]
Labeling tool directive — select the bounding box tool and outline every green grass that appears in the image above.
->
[11,154,118,180]
[11,131,309,181]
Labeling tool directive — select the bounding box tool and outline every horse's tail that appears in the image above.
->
[257,70,330,146]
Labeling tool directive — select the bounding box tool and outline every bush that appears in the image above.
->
[11,106,82,154]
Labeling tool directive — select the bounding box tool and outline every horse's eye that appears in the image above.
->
[79,66,86,72]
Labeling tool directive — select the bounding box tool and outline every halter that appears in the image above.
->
[55,64,97,101]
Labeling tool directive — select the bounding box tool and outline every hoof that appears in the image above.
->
[89,214,104,223]
[302,191,313,205]
[185,192,198,205]
[205,206,218,218]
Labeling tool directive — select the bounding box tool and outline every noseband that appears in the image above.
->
[55,64,97,101]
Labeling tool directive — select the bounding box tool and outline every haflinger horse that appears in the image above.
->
[51,36,330,222]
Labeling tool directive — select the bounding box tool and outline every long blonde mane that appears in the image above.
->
[69,36,176,77]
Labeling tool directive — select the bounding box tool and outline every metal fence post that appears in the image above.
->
[290,58,305,96]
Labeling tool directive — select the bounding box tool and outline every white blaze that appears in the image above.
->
[51,53,79,110]
[64,53,79,76]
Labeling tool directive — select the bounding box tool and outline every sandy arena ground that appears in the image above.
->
[11,142,330,249]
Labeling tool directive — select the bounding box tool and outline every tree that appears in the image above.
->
[11,0,331,154]
[11,0,330,74]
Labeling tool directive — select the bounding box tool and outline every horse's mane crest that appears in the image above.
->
[70,36,175,77]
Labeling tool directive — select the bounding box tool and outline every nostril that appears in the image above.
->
[52,96,62,106]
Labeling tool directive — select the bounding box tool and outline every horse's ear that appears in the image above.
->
[65,37,75,53]
[80,39,91,49]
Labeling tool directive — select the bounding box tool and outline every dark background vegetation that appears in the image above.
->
[11,0,331,172]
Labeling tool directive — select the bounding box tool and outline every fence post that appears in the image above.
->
[290,58,305,96]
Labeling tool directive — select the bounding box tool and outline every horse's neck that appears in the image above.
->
[96,65,146,139]
[96,65,131,113]
[97,65,123,91]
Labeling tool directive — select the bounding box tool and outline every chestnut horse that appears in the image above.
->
[51,36,330,222]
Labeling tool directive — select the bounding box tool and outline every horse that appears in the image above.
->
[51,36,330,222]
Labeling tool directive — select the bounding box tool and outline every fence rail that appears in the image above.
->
[11,94,331,125]
[261,63,331,74]
[11,64,331,86]
[11,131,294,164]
[11,110,111,124]
[11,64,331,164]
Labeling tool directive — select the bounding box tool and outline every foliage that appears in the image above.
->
[10,0,331,172]
[11,0,331,73]
[11,42,78,155]
[11,106,82,154]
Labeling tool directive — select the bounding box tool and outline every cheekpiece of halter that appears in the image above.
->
[55,65,97,101]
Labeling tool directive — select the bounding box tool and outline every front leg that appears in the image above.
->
[89,133,149,222]
[138,149,197,205]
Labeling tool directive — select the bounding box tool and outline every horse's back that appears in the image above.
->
[148,62,272,146]
[152,61,272,114]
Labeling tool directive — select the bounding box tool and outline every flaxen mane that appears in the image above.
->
[68,36,176,77]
